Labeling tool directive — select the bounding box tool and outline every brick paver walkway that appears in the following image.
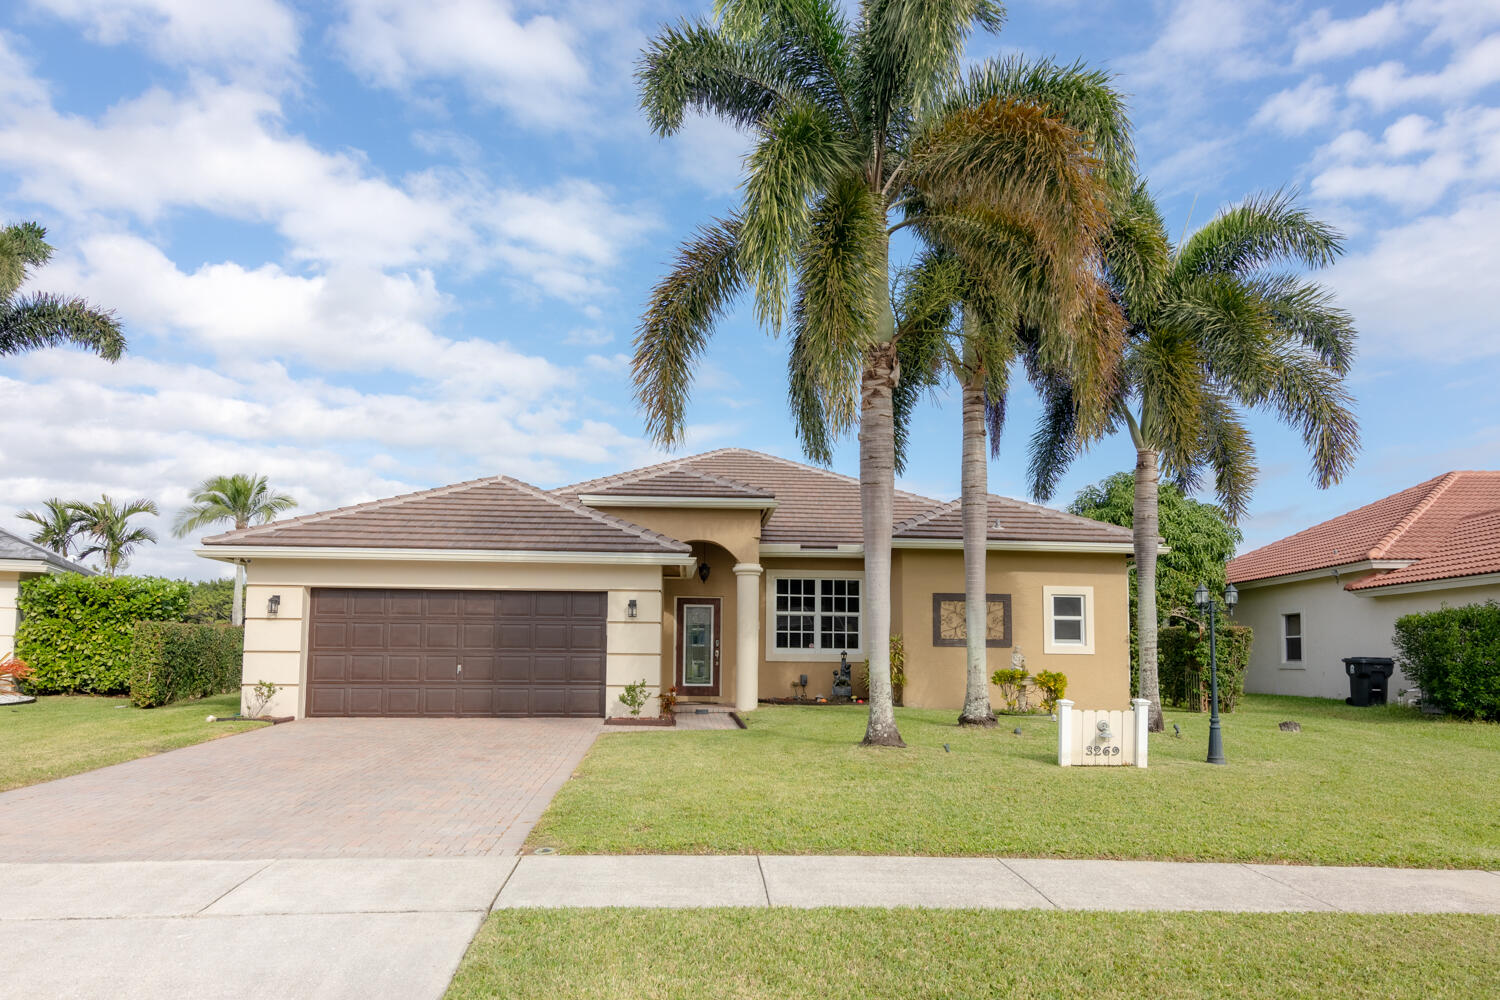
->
[0,718,600,861]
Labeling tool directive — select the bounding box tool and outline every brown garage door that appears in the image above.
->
[306,589,605,718]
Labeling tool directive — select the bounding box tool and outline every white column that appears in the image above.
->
[1057,699,1074,767]
[1132,697,1150,768]
[733,563,762,712]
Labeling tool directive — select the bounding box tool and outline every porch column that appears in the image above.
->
[733,562,762,712]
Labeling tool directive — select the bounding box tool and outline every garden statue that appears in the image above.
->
[832,652,852,699]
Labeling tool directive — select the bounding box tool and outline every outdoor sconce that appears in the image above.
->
[267,594,281,617]
[698,561,711,583]
[1096,718,1113,741]
[626,599,638,619]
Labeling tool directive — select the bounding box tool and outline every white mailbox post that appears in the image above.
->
[1058,698,1151,767]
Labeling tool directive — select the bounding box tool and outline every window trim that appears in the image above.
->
[1280,611,1304,666]
[765,570,866,661]
[1043,585,1095,655]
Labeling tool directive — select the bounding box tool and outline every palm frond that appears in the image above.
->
[1248,272,1357,375]
[1192,389,1257,522]
[858,0,1005,137]
[716,0,857,126]
[633,215,746,448]
[1176,188,1343,277]
[1102,179,1171,313]
[637,18,812,135]
[0,292,125,360]
[1251,348,1361,490]
[1131,331,1205,472]
[0,222,53,300]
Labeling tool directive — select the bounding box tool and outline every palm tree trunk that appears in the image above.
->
[232,563,246,627]
[957,370,995,727]
[1134,444,1164,732]
[860,340,905,748]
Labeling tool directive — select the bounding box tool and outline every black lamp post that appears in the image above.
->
[1194,581,1238,765]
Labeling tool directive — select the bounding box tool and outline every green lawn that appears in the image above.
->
[529,695,1500,868]
[0,693,266,791]
[447,909,1500,1000]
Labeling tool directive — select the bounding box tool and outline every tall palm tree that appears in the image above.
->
[72,495,159,576]
[0,222,125,360]
[632,0,1114,746]
[1031,186,1359,730]
[17,498,86,558]
[173,474,298,625]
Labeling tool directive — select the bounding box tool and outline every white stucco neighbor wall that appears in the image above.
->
[237,558,665,719]
[1236,574,1500,701]
[0,572,21,658]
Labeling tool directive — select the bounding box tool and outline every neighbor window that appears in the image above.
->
[1043,585,1095,654]
[772,575,862,655]
[1282,613,1303,663]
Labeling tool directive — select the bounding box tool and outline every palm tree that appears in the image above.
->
[72,495,160,575]
[17,498,86,557]
[632,1,1114,746]
[173,474,298,625]
[1031,186,1359,730]
[0,222,125,360]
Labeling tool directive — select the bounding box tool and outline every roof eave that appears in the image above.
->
[892,538,1136,554]
[1229,559,1416,590]
[0,557,93,576]
[1347,570,1500,597]
[194,545,696,566]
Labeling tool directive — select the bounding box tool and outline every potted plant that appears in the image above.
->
[0,653,35,705]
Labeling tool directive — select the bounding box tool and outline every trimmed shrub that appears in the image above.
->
[128,621,244,708]
[17,575,190,694]
[1159,620,1251,713]
[1393,602,1500,721]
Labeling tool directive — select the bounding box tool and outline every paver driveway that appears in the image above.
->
[0,717,600,861]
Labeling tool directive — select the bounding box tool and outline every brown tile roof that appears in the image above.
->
[1227,471,1500,590]
[583,468,774,500]
[561,448,1131,548]
[201,476,691,555]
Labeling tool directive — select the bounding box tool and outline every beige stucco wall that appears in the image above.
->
[237,558,666,718]
[659,543,741,701]
[894,549,1132,711]
[0,571,20,658]
[1237,574,1500,700]
[757,557,866,701]
[595,506,763,565]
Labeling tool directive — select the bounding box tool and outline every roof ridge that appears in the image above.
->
[496,476,690,553]
[698,448,940,505]
[987,492,1130,532]
[894,499,962,534]
[205,475,510,542]
[1368,471,1460,559]
[554,449,740,495]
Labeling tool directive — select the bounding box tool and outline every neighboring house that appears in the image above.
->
[197,449,1134,719]
[0,527,94,656]
[1227,471,1500,701]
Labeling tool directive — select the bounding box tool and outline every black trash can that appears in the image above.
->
[1343,657,1396,706]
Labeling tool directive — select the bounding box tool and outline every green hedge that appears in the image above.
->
[128,621,244,708]
[1393,602,1500,721]
[16,575,190,694]
[1159,620,1252,713]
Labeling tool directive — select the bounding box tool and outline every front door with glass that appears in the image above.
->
[675,597,721,696]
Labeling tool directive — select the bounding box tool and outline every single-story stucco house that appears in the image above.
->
[1228,470,1500,701]
[0,527,93,657]
[197,448,1134,719]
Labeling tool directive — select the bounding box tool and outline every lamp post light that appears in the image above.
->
[1194,582,1238,765]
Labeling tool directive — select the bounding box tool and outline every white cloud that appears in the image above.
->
[332,0,588,124]
[1328,192,1500,360]
[669,115,751,196]
[1293,4,1405,64]
[1119,0,1277,91]
[1347,34,1500,110]
[29,0,299,78]
[1309,106,1500,208]
[1253,76,1341,134]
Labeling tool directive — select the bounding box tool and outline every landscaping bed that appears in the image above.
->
[447,909,1500,1000]
[0,693,267,792]
[528,694,1500,868]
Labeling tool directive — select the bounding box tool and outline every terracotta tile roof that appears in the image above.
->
[582,468,774,500]
[0,527,93,574]
[562,448,1131,548]
[201,476,691,555]
[893,495,1134,545]
[1227,471,1500,590]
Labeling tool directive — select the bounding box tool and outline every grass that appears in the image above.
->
[447,909,1500,999]
[0,693,267,791]
[529,695,1500,868]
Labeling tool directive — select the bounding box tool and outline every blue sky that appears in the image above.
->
[1,0,1497,579]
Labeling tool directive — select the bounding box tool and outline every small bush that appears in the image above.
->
[1394,602,1500,721]
[990,667,1029,712]
[620,678,651,716]
[17,574,190,694]
[1034,670,1067,713]
[1159,619,1251,713]
[128,621,244,708]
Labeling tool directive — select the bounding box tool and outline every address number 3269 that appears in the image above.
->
[1084,744,1121,757]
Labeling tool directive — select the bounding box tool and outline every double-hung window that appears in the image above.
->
[1043,585,1095,654]
[1282,613,1303,663]
[771,575,862,656]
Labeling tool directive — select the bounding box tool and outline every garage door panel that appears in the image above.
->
[307,588,605,718]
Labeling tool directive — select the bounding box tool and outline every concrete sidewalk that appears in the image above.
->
[494,855,1500,914]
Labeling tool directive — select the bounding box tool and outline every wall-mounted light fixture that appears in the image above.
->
[267,594,281,617]
[626,599,638,618]
[698,561,711,583]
